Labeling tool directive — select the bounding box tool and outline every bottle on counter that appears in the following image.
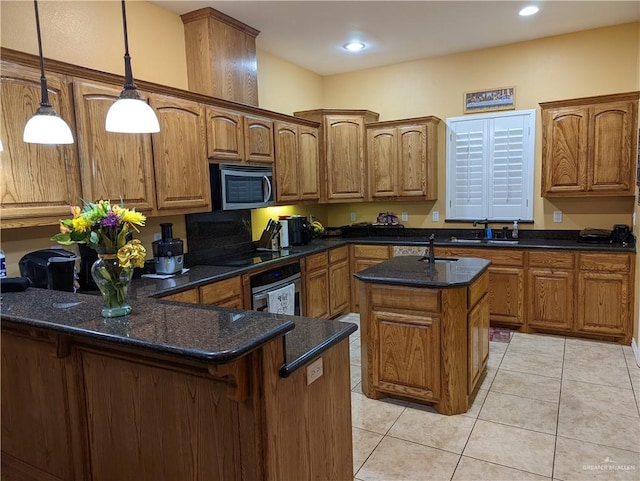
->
[512,220,519,239]
[0,248,6,278]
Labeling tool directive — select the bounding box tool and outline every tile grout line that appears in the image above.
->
[551,336,567,481]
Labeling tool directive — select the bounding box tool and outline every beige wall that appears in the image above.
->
[324,22,640,230]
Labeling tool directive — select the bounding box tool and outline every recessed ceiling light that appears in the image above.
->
[519,5,539,16]
[343,41,366,52]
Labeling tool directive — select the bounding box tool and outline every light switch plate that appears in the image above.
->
[401,212,408,222]
[553,211,562,223]
[306,357,323,385]
[432,211,440,222]
[350,212,357,222]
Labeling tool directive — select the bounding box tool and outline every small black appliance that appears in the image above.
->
[611,224,632,244]
[19,249,78,292]
[287,216,312,246]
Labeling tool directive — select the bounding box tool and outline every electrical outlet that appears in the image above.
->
[401,212,408,222]
[432,211,440,222]
[553,211,563,223]
[350,212,357,222]
[306,357,323,385]
[153,233,162,241]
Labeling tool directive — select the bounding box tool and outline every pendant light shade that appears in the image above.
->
[106,0,159,133]
[23,0,74,145]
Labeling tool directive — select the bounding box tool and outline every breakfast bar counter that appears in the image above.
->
[1,289,356,481]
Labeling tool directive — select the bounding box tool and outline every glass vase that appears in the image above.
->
[91,255,132,318]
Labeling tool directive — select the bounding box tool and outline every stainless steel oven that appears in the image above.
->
[250,262,302,315]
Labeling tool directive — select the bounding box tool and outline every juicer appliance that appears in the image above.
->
[152,223,184,275]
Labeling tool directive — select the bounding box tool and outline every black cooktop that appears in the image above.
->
[204,249,296,267]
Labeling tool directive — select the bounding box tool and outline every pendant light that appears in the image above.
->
[105,0,160,133]
[23,0,74,145]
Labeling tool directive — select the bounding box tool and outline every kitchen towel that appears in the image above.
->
[267,283,295,315]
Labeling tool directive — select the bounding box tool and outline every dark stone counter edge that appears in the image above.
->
[353,272,484,288]
[0,315,295,365]
[280,322,358,377]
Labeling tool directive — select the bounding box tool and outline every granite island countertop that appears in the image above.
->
[353,255,491,288]
[0,288,356,375]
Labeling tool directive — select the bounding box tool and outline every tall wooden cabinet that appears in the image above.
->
[366,117,440,200]
[294,109,379,202]
[73,80,157,213]
[274,121,320,204]
[540,91,639,197]
[149,94,211,214]
[0,61,82,227]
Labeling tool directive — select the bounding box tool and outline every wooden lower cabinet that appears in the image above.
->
[199,276,244,309]
[359,272,489,415]
[351,244,391,311]
[576,253,633,340]
[329,246,351,317]
[304,251,330,318]
[1,323,354,481]
[527,251,575,330]
[160,288,200,304]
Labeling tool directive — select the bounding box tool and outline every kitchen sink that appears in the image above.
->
[486,239,519,245]
[449,238,483,244]
[418,256,459,262]
[449,238,518,245]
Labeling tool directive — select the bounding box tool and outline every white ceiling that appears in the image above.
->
[150,1,640,75]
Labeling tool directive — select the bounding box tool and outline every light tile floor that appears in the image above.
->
[337,313,640,481]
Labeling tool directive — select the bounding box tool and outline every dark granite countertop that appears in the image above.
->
[0,288,356,373]
[354,256,491,288]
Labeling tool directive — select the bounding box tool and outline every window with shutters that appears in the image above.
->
[445,109,535,221]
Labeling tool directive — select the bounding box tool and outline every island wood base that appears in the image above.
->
[358,271,490,415]
[1,323,353,481]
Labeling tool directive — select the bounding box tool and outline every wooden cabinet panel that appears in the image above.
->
[397,124,428,197]
[468,293,489,392]
[161,288,200,304]
[274,123,320,204]
[298,126,321,201]
[488,266,524,325]
[541,92,639,197]
[373,310,441,402]
[353,245,391,260]
[206,107,245,162]
[0,62,82,226]
[274,122,299,203]
[528,250,575,269]
[527,268,574,330]
[200,276,244,309]
[590,101,636,192]
[305,268,329,319]
[150,94,211,214]
[74,80,157,212]
[329,255,350,318]
[306,251,328,272]
[351,245,391,311]
[368,127,397,197]
[577,271,629,336]
[244,115,274,164]
[325,116,366,200]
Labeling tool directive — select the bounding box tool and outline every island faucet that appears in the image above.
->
[427,233,435,264]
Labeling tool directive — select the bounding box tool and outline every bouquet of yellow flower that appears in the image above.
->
[51,199,147,268]
[52,200,147,317]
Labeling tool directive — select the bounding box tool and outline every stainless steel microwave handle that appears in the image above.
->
[263,175,272,203]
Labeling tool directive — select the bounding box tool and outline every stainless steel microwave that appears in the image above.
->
[210,163,274,210]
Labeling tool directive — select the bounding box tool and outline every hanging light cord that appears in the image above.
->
[120,0,137,91]
[33,0,51,108]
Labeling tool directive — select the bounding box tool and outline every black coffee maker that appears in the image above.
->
[19,249,78,292]
[78,244,99,291]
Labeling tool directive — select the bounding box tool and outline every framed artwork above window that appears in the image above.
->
[464,87,515,114]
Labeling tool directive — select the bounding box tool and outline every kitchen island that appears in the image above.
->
[354,255,491,415]
[0,289,356,481]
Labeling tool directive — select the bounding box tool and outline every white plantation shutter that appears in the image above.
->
[446,110,535,221]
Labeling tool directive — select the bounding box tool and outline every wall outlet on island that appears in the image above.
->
[401,212,408,222]
[350,212,357,222]
[432,211,440,222]
[306,357,323,385]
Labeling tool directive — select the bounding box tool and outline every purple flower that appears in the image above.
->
[100,212,120,229]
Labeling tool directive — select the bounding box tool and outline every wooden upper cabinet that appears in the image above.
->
[206,107,244,162]
[73,80,156,213]
[366,117,439,201]
[0,62,82,227]
[149,94,211,213]
[294,109,379,203]
[243,115,274,164]
[541,92,639,197]
[207,108,273,165]
[274,121,320,204]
